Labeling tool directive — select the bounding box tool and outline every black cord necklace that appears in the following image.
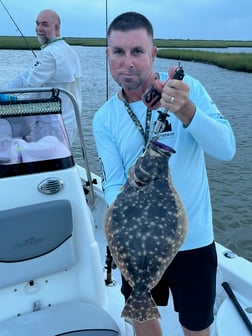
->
[121,89,152,149]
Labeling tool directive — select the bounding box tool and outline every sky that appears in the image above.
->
[1,0,252,41]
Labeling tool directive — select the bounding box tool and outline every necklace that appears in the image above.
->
[121,89,152,148]
[41,37,64,49]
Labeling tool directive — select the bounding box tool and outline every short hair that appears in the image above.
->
[38,9,61,26]
[107,12,153,38]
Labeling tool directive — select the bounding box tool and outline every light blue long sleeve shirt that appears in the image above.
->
[93,73,236,251]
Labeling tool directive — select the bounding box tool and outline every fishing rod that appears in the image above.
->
[105,0,109,101]
[222,282,252,335]
[0,0,36,57]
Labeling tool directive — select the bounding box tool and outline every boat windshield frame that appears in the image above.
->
[0,90,74,177]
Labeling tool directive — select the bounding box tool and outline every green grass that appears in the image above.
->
[0,36,107,49]
[1,36,252,72]
[0,36,40,49]
[1,36,252,49]
[0,36,108,49]
[154,39,252,48]
[157,49,252,73]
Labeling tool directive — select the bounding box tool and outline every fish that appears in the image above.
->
[104,140,188,322]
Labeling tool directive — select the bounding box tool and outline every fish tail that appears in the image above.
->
[121,290,161,322]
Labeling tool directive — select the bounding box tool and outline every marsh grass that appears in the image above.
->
[1,36,252,72]
[157,49,252,72]
[154,39,252,48]
[1,36,252,49]
[0,36,107,49]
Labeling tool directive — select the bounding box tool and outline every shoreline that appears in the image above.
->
[157,49,252,73]
[1,36,251,73]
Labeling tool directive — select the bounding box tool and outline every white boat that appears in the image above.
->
[0,88,251,336]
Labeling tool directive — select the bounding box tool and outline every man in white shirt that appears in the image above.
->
[5,9,82,145]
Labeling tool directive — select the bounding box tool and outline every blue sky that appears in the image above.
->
[1,0,251,40]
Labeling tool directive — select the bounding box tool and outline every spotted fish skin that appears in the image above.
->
[105,140,188,322]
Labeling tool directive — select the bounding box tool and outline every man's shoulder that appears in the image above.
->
[44,39,72,52]
[42,39,80,62]
[94,94,119,123]
[98,94,119,111]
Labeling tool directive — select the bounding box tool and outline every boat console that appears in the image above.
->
[0,89,126,336]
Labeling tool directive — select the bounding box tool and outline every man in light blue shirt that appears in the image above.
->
[93,12,235,336]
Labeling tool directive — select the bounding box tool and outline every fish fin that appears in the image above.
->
[121,290,161,322]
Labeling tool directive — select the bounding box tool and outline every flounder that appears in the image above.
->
[104,140,188,322]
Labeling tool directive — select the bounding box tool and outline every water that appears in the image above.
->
[0,47,251,262]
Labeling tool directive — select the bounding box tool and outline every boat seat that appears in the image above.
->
[0,199,75,288]
[0,301,120,335]
[216,297,252,336]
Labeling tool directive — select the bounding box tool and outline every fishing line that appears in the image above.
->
[0,0,36,57]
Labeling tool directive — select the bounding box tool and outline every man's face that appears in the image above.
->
[35,11,59,44]
[107,28,157,93]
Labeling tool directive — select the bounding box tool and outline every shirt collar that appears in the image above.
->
[41,37,64,49]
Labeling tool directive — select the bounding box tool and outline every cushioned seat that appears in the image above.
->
[0,200,75,288]
[0,302,120,335]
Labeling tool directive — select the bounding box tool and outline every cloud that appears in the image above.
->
[1,0,251,40]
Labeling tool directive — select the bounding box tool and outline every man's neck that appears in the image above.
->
[120,89,143,103]
[41,36,63,49]
[120,71,158,103]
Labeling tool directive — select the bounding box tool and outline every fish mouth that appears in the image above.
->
[150,140,176,154]
[129,179,147,188]
[128,165,149,188]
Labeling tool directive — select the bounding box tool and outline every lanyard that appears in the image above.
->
[41,37,64,49]
[121,89,152,148]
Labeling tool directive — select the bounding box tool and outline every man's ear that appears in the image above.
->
[55,24,60,36]
[152,46,157,62]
